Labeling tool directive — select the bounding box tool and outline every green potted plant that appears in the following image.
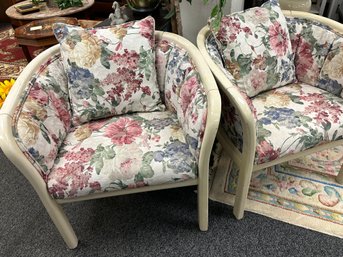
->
[182,0,227,30]
[54,0,83,9]
[31,0,83,9]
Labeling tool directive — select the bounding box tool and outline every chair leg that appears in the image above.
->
[233,159,254,220]
[336,164,343,184]
[41,196,78,249]
[197,167,208,231]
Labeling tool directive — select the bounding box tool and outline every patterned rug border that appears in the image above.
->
[209,158,343,239]
[209,192,343,239]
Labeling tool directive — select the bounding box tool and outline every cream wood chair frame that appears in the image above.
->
[197,10,343,220]
[0,31,221,249]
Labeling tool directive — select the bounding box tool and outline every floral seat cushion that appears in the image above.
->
[253,83,343,164]
[47,111,198,199]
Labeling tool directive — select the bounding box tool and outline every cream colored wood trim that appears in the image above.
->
[158,31,221,231]
[282,10,343,33]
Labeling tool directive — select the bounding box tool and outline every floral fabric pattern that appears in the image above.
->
[163,44,208,159]
[155,39,173,98]
[209,0,295,97]
[11,36,209,200]
[317,37,343,97]
[53,16,165,125]
[253,83,343,164]
[286,17,337,86]
[206,34,256,152]
[12,54,72,179]
[48,112,197,199]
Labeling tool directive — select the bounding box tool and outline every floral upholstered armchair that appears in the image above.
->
[0,17,221,248]
[197,1,343,220]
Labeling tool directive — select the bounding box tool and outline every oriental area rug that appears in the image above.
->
[0,24,42,81]
[210,144,343,238]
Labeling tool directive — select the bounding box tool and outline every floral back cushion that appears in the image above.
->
[12,54,72,179]
[286,17,337,86]
[53,16,165,125]
[209,0,295,97]
[317,37,343,96]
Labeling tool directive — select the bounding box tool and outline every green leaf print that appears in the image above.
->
[297,129,323,150]
[140,164,154,178]
[93,85,105,96]
[322,122,331,132]
[288,95,304,105]
[100,46,112,69]
[90,145,116,175]
[302,188,318,196]
[94,158,104,174]
[324,186,341,200]
[139,47,154,81]
[237,54,252,76]
[142,151,154,164]
[266,71,280,87]
[40,124,51,144]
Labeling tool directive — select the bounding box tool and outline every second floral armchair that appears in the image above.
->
[198,2,343,220]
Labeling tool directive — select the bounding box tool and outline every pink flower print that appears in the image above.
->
[141,85,152,95]
[299,92,325,102]
[304,100,343,124]
[269,22,288,56]
[89,181,101,191]
[157,40,171,53]
[30,83,49,104]
[128,181,146,189]
[256,140,280,164]
[82,101,90,107]
[247,69,267,91]
[218,16,241,43]
[46,147,58,168]
[180,76,198,116]
[109,50,139,69]
[49,92,71,130]
[138,17,154,45]
[64,147,95,163]
[104,117,143,145]
[198,111,207,142]
[295,38,314,79]
[49,162,92,198]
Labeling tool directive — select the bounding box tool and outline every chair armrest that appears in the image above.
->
[197,26,257,165]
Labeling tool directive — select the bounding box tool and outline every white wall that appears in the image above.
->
[179,0,244,44]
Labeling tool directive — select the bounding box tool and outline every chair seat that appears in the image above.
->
[253,83,343,164]
[47,111,197,199]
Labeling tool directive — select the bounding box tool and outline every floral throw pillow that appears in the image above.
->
[53,16,165,125]
[209,0,295,97]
